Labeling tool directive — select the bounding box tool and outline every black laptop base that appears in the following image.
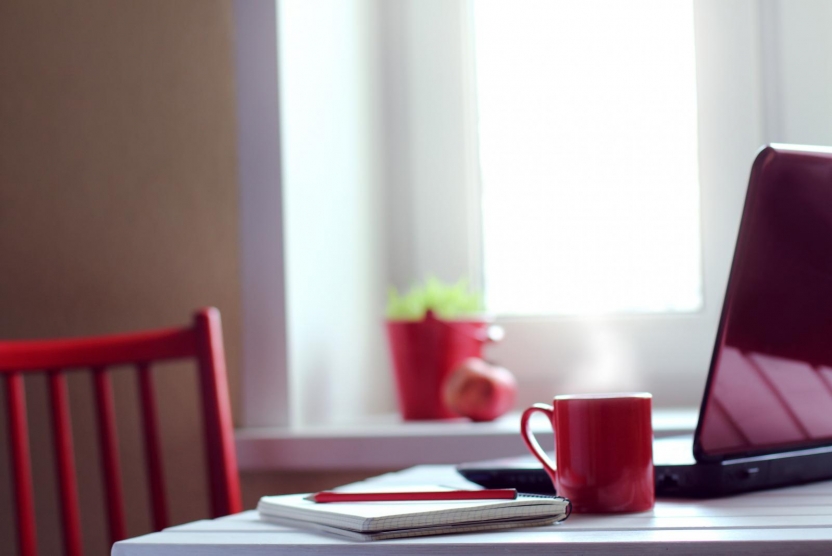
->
[458,442,832,498]
[457,464,557,495]
[655,443,832,497]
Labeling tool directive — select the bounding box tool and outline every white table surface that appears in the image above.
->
[112,464,832,555]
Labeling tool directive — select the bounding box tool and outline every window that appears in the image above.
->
[238,0,832,428]
[474,1,701,316]
[382,0,753,410]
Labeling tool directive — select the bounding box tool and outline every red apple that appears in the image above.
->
[442,358,517,421]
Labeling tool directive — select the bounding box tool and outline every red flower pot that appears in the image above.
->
[386,311,498,420]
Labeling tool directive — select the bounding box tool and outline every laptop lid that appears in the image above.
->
[694,144,832,462]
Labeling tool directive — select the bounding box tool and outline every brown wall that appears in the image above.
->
[0,1,244,554]
[0,3,387,554]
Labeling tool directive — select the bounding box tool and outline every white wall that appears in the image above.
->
[776,0,832,145]
[235,0,290,428]
[278,0,394,425]
[379,0,483,291]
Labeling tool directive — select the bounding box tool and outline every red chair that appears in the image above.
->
[2,308,242,556]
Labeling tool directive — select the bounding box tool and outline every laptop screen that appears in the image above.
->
[696,145,832,460]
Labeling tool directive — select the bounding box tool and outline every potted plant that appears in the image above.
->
[386,278,514,420]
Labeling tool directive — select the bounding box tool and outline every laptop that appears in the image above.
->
[458,144,832,497]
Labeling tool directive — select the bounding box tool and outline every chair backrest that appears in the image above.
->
[1,307,241,556]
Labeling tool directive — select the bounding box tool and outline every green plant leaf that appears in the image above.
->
[386,277,483,321]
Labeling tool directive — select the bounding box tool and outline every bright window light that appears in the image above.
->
[474,0,702,316]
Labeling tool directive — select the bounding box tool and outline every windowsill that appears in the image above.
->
[235,407,698,471]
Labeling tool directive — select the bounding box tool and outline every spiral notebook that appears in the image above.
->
[257,487,570,541]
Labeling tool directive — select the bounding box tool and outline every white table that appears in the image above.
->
[113,465,832,555]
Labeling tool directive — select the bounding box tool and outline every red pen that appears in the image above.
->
[306,489,518,503]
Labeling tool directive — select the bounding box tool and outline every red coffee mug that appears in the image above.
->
[520,393,654,513]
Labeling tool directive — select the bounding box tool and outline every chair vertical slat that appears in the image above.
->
[198,372,222,519]
[6,373,38,556]
[48,371,83,556]
[92,368,127,544]
[136,363,168,530]
[194,309,242,517]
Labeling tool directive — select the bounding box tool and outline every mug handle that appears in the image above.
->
[520,403,557,487]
